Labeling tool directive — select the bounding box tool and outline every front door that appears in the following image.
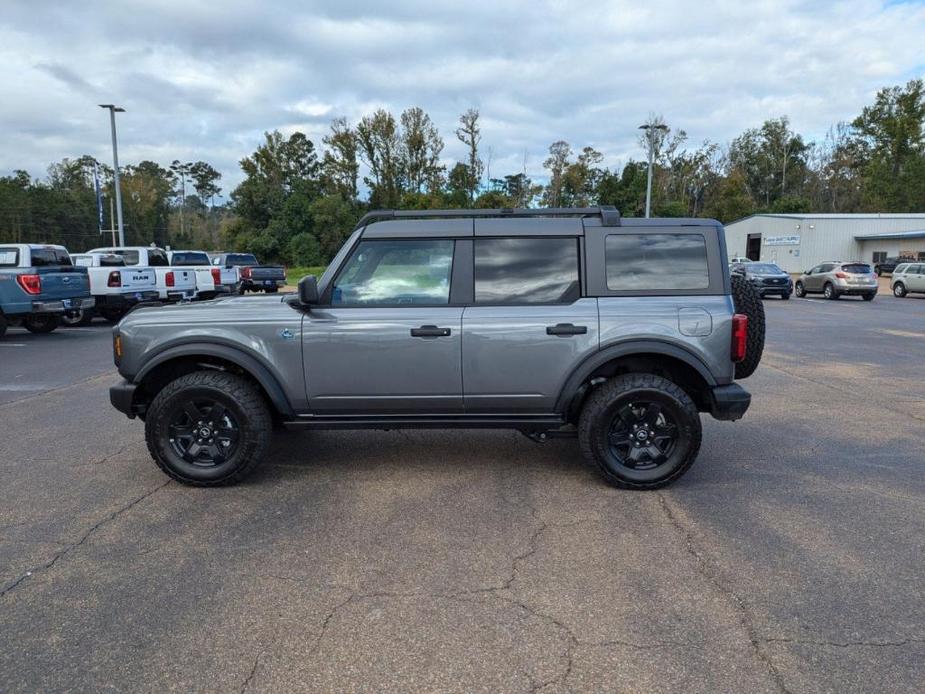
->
[303,238,464,413]
[462,235,598,413]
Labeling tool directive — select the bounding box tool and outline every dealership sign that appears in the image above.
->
[764,235,801,246]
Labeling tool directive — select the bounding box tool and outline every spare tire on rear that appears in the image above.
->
[730,274,765,379]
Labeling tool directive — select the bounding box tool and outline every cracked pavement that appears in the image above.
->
[1,295,924,692]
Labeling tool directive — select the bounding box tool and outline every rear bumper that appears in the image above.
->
[32,296,96,313]
[708,383,751,421]
[166,289,196,302]
[836,286,878,296]
[98,291,160,309]
[110,379,138,418]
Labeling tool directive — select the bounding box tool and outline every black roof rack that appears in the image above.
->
[352,206,621,230]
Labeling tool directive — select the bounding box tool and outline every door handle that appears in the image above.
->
[546,323,588,336]
[411,325,452,338]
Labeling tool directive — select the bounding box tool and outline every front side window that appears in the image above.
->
[332,239,454,306]
[605,234,709,291]
[474,237,579,304]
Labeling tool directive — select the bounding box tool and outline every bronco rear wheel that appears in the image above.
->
[578,373,702,490]
[730,274,765,379]
[145,370,271,486]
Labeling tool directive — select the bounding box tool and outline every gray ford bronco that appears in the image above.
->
[110,207,764,489]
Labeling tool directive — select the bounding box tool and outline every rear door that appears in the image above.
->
[303,233,466,413]
[462,224,598,413]
[911,265,925,292]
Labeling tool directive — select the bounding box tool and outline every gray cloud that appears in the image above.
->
[2,0,925,198]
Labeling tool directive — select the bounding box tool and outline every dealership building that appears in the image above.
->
[724,213,925,273]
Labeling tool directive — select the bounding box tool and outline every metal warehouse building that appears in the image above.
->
[724,213,925,273]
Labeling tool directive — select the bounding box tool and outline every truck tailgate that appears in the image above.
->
[160,268,196,289]
[119,268,157,291]
[34,267,91,299]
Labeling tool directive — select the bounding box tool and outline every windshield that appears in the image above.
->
[170,252,210,266]
[842,264,872,274]
[748,263,783,275]
[225,254,259,266]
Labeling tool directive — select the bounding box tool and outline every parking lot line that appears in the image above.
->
[0,343,26,347]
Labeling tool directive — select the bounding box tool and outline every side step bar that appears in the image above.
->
[284,413,567,431]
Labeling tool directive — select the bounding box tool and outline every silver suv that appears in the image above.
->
[794,261,878,301]
[891,263,925,297]
[109,207,764,490]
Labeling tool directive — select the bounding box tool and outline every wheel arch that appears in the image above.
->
[556,341,717,420]
[131,343,294,418]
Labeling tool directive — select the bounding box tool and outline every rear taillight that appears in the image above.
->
[165,271,175,287]
[107,271,121,287]
[835,271,847,279]
[241,267,252,279]
[731,313,748,362]
[211,267,221,284]
[16,274,41,295]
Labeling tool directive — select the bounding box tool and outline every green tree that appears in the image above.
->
[455,108,483,203]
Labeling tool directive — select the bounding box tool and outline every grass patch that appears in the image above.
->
[286,265,326,286]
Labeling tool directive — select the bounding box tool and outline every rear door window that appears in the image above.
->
[474,237,579,304]
[605,234,709,291]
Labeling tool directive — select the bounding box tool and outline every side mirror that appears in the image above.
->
[298,274,319,305]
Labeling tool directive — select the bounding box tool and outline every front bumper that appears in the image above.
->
[110,379,138,418]
[708,384,751,421]
[32,296,96,313]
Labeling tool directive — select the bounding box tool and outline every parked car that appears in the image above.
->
[166,250,235,300]
[794,261,878,301]
[211,253,286,293]
[87,246,197,302]
[68,253,160,325]
[730,262,793,300]
[109,206,764,490]
[891,263,925,297]
[729,256,752,264]
[874,256,916,276]
[0,243,94,338]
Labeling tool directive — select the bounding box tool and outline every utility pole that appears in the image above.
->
[99,105,126,245]
[639,122,668,218]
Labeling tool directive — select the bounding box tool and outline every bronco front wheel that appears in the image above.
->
[578,373,702,490]
[145,370,271,486]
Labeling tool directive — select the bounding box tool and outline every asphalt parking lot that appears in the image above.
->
[1,293,924,693]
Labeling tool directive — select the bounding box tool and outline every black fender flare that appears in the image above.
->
[132,342,295,417]
[555,339,718,414]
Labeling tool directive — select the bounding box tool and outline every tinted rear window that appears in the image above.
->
[0,248,18,266]
[605,234,709,291]
[147,250,169,267]
[107,249,140,265]
[170,252,210,266]
[842,264,871,274]
[225,254,259,266]
[474,237,580,304]
[30,248,72,267]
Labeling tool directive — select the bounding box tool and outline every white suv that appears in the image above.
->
[891,263,925,297]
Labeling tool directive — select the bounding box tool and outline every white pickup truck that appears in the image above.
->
[166,250,237,300]
[68,253,161,324]
[87,246,197,303]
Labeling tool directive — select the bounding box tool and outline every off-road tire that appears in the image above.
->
[893,283,907,298]
[823,282,838,300]
[579,373,702,490]
[794,281,806,298]
[730,274,764,379]
[145,370,271,486]
[23,314,58,334]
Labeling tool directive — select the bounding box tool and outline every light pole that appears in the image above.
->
[99,104,126,246]
[639,123,668,218]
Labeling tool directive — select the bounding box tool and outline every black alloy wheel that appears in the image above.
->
[167,399,240,467]
[607,401,679,472]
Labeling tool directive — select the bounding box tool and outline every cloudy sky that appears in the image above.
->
[2,0,925,198]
